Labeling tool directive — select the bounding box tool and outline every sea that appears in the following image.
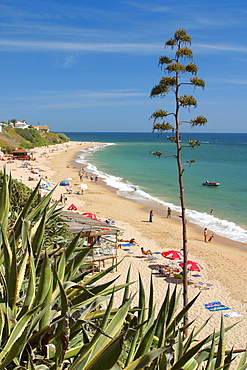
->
[63,132,247,244]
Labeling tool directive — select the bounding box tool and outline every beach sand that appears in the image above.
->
[3,141,247,354]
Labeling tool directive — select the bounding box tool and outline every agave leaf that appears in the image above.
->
[148,274,154,319]
[65,247,91,278]
[10,180,41,244]
[154,285,170,347]
[17,240,36,318]
[7,233,17,311]
[134,320,158,360]
[215,316,225,369]
[169,336,210,370]
[31,207,47,258]
[125,294,146,365]
[70,291,116,365]
[166,292,200,337]
[224,347,235,370]
[0,169,10,236]
[65,233,85,261]
[83,259,123,286]
[89,296,134,360]
[124,347,168,370]
[138,272,146,325]
[77,332,126,370]
[193,331,216,369]
[167,284,179,325]
[1,226,12,276]
[180,357,199,370]
[121,265,131,306]
[236,350,247,370]
[15,247,29,312]
[40,273,53,329]
[174,329,183,362]
[57,251,66,283]
[33,250,52,308]
[0,305,40,363]
[53,269,69,369]
[0,327,29,369]
[70,277,120,306]
[184,317,211,351]
[0,307,5,344]
[26,184,56,222]
[20,219,31,251]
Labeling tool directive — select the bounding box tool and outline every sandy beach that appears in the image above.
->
[3,141,247,353]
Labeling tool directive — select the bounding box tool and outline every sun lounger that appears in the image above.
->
[146,254,158,261]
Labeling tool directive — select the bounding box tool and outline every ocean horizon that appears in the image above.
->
[63,132,247,244]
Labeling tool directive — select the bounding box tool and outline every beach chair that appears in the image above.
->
[146,254,158,261]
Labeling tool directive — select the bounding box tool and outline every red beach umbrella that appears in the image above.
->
[67,204,77,211]
[179,261,203,272]
[82,212,102,222]
[161,250,183,260]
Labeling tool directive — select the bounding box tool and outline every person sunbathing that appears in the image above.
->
[141,247,152,255]
[119,237,138,245]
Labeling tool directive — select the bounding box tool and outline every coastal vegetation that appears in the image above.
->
[0,124,69,152]
[150,29,207,329]
[0,171,245,368]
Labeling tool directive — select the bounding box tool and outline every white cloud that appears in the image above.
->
[0,39,162,53]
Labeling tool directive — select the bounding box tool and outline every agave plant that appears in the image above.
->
[0,171,246,369]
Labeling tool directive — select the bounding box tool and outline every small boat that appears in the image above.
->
[202,181,220,186]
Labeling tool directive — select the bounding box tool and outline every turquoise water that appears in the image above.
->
[64,132,247,243]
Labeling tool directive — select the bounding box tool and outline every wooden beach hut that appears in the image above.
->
[12,148,32,160]
[61,211,121,272]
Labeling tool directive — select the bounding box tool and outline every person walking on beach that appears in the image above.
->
[204,228,207,242]
[208,233,214,242]
[149,210,154,222]
[59,194,63,204]
[167,207,171,218]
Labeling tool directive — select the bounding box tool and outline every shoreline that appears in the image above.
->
[72,152,247,254]
[4,141,247,353]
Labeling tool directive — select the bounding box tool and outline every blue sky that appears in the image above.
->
[1,0,247,133]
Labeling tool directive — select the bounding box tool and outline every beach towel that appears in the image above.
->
[121,243,135,247]
[203,302,230,311]
[203,301,221,308]
[207,305,230,311]
[223,312,244,318]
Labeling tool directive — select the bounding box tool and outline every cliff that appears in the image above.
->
[0,125,69,152]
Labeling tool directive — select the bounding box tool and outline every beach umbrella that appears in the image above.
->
[67,204,77,211]
[60,180,70,186]
[161,250,183,260]
[66,177,72,180]
[179,261,203,272]
[82,212,102,222]
[78,184,88,190]
[40,179,49,185]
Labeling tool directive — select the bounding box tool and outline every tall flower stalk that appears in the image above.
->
[150,29,207,332]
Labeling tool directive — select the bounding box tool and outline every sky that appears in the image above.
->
[1,0,247,133]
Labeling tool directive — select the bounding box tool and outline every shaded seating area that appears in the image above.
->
[61,211,121,272]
